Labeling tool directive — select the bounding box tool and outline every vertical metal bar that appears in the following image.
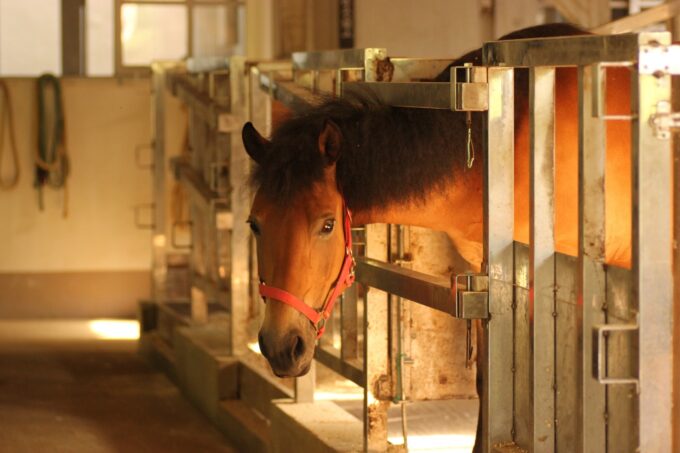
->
[633,35,673,453]
[483,66,515,450]
[341,283,359,360]
[529,66,557,452]
[228,56,250,356]
[578,64,607,453]
[364,223,390,452]
[672,73,680,453]
[151,63,169,302]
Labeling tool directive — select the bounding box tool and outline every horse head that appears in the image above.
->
[242,120,353,377]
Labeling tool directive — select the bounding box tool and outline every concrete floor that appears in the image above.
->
[0,321,236,453]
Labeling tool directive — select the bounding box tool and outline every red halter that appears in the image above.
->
[258,203,356,338]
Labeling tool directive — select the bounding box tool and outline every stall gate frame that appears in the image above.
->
[259,31,679,452]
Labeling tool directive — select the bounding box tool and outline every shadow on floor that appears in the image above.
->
[0,339,235,453]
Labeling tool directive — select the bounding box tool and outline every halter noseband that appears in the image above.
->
[258,203,356,339]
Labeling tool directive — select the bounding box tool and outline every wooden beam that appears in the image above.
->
[592,0,680,34]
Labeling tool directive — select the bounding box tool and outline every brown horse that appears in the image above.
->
[242,24,632,438]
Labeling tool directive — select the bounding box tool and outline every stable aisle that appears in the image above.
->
[0,321,236,453]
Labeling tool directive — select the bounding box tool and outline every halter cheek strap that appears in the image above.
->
[258,203,356,338]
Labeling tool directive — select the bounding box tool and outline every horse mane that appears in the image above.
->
[251,23,588,212]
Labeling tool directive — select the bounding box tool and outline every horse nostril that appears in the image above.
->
[290,335,305,361]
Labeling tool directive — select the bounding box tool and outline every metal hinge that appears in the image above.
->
[649,100,680,140]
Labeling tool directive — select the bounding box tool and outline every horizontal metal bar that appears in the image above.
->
[356,257,455,315]
[192,272,230,306]
[483,32,666,67]
[292,48,386,71]
[258,74,320,112]
[314,346,364,386]
[343,82,451,109]
[170,74,231,129]
[389,58,456,82]
[184,56,230,73]
[171,157,219,210]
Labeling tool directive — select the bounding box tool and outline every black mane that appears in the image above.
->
[251,23,587,212]
[251,95,475,212]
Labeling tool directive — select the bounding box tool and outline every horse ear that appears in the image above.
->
[242,122,270,164]
[318,120,342,165]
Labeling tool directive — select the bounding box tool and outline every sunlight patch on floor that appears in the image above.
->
[388,433,476,452]
[88,319,139,340]
[0,319,139,342]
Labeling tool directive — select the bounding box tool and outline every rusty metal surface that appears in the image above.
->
[555,253,580,451]
[605,267,639,453]
[363,223,391,451]
[404,227,477,402]
[578,64,607,453]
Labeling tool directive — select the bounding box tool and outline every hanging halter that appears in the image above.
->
[259,203,356,338]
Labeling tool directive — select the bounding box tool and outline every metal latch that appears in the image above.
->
[453,273,489,319]
[649,100,680,140]
[453,273,489,369]
[592,316,639,392]
[450,64,488,112]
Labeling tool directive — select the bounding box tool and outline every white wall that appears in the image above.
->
[355,0,491,58]
[0,79,154,272]
[0,0,62,75]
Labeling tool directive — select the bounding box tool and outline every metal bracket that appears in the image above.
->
[453,273,489,319]
[133,203,155,229]
[451,64,488,112]
[649,100,680,140]
[592,316,639,392]
[171,221,193,249]
[639,43,680,76]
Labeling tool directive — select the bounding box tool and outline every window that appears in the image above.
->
[115,0,244,74]
[0,0,243,77]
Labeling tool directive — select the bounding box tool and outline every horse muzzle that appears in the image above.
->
[258,329,314,377]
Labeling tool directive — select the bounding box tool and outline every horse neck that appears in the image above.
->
[350,171,484,270]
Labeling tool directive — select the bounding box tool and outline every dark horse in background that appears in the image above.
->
[242,23,631,449]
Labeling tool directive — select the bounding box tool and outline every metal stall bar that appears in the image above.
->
[578,64,607,453]
[259,74,319,112]
[292,48,387,76]
[228,56,251,356]
[484,67,515,452]
[356,257,455,315]
[363,224,390,451]
[529,66,557,452]
[634,33,674,453]
[484,33,640,68]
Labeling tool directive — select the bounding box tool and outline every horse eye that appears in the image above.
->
[247,220,261,236]
[321,219,335,235]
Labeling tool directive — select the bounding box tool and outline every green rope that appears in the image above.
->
[35,74,69,214]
